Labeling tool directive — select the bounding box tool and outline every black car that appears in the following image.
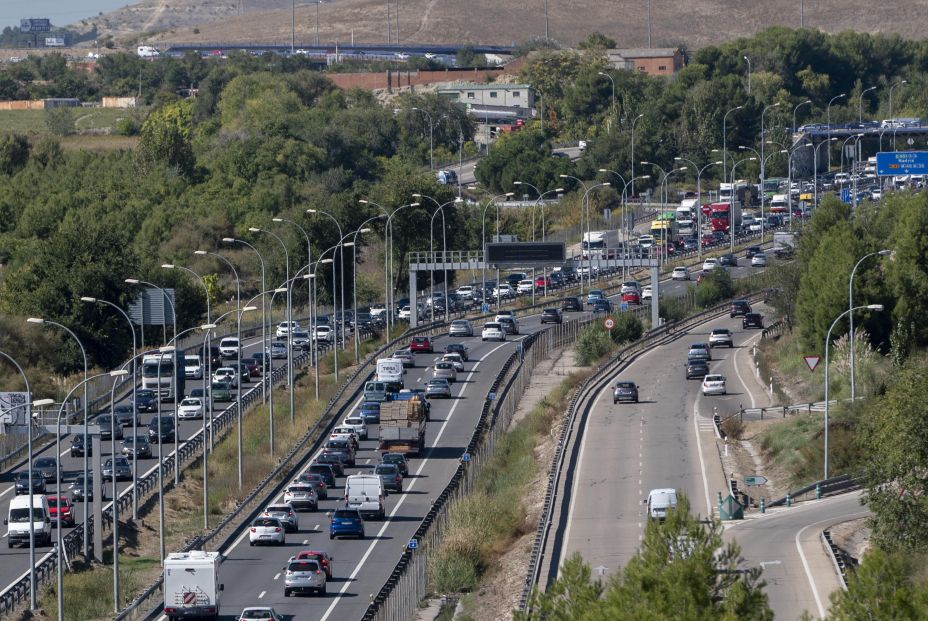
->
[70,434,92,458]
[719,253,738,267]
[445,343,469,361]
[561,297,583,312]
[322,439,356,467]
[682,237,698,252]
[380,452,409,477]
[743,313,764,329]
[312,455,344,477]
[113,404,140,428]
[96,414,124,441]
[541,308,563,324]
[307,463,338,487]
[32,457,58,482]
[612,381,639,404]
[712,230,728,243]
[70,473,98,502]
[102,456,133,482]
[148,415,176,443]
[592,300,612,314]
[685,359,710,379]
[730,300,751,318]
[745,246,762,259]
[121,434,152,459]
[134,389,158,412]
[250,352,271,373]
[14,471,46,495]
[766,215,783,228]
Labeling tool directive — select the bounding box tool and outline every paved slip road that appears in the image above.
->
[0,329,287,591]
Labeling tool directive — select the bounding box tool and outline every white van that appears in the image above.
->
[345,474,386,520]
[137,46,160,58]
[184,355,203,379]
[5,494,52,548]
[646,488,678,522]
[375,358,404,389]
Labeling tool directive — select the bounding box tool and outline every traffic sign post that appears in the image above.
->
[407,538,418,550]
[744,475,768,486]
[803,355,821,372]
[604,318,615,330]
[876,151,928,176]
[620,302,629,312]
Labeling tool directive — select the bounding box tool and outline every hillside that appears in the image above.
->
[73,0,928,50]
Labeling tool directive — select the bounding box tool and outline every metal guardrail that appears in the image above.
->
[768,474,861,508]
[761,317,790,340]
[359,314,592,621]
[822,528,858,587]
[717,397,860,427]
[516,290,767,612]
[0,325,377,618]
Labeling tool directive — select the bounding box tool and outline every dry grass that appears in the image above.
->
[78,0,928,51]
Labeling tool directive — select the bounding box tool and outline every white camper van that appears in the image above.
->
[163,550,223,619]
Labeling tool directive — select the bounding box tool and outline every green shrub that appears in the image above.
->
[575,324,612,365]
[695,269,734,308]
[609,313,643,344]
[116,116,140,136]
[44,107,75,136]
[659,296,689,323]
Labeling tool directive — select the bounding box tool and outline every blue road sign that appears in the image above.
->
[876,151,928,176]
[487,392,495,401]
[840,188,852,204]
[620,302,629,312]
[407,538,418,549]
[461,452,471,462]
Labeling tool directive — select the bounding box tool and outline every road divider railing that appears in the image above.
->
[716,396,861,429]
[0,325,378,618]
[516,290,767,612]
[358,314,594,621]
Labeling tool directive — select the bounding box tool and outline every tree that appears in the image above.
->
[824,548,928,620]
[610,313,643,344]
[695,268,734,308]
[44,106,75,136]
[578,32,616,50]
[474,129,573,193]
[137,99,195,177]
[0,133,29,175]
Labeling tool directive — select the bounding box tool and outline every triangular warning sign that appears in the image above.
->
[803,355,821,372]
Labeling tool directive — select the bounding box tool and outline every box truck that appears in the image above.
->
[163,550,223,620]
[378,399,427,456]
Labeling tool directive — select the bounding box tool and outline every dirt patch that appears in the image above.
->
[829,517,870,561]
[718,418,795,503]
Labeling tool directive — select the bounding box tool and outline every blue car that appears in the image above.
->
[359,401,380,424]
[330,508,365,540]
[586,290,605,306]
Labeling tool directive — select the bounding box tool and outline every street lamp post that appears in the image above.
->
[0,350,47,612]
[889,80,908,150]
[480,193,514,310]
[597,71,615,132]
[761,102,783,238]
[24,318,92,551]
[414,194,461,323]
[412,107,435,170]
[515,181,562,298]
[785,144,811,228]
[849,250,891,400]
[675,158,721,257]
[723,105,744,181]
[827,93,847,170]
[371,201,420,339]
[858,86,877,123]
[222,238,268,403]
[306,209,346,352]
[793,99,812,134]
[272,217,313,384]
[350,216,387,361]
[631,113,645,200]
[728,157,756,253]
[79,296,139,515]
[813,138,837,208]
[743,55,751,95]
[824,304,884,478]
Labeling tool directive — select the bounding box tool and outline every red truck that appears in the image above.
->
[709,202,741,233]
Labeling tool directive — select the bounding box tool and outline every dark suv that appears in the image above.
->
[147,416,176,443]
[730,300,751,318]
[612,381,639,404]
[541,308,563,324]
[743,313,764,329]
[719,253,738,267]
[745,246,762,259]
[561,297,582,312]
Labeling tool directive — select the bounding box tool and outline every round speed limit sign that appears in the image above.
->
[604,318,615,330]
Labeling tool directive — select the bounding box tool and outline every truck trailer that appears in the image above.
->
[377,399,427,456]
[163,550,223,620]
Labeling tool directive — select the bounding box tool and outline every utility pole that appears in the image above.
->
[647,0,652,48]
[387,1,392,44]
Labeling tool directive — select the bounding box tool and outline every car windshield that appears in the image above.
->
[712,329,729,335]
[288,561,319,572]
[375,465,396,474]
[333,509,358,519]
[428,380,447,386]
[616,383,635,389]
[9,508,44,523]
[253,518,278,527]
[34,458,55,468]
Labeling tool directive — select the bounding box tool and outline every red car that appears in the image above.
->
[409,336,433,353]
[701,233,716,247]
[292,550,333,579]
[534,275,551,289]
[48,496,75,527]
[622,290,641,305]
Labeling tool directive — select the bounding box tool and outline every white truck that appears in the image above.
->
[676,199,699,231]
[163,550,223,620]
[582,230,620,250]
[137,46,160,58]
[345,474,386,520]
[772,231,797,257]
[375,358,404,390]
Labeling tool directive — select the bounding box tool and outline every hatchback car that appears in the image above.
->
[586,290,606,305]
[449,320,473,337]
[497,316,519,335]
[212,367,238,388]
[291,550,334,579]
[69,474,96,502]
[442,353,465,372]
[708,328,734,348]
[47,496,75,527]
[481,322,506,342]
[392,348,415,368]
[263,503,299,532]
[323,439,356,467]
[719,253,738,267]
[238,608,283,621]
[70,434,91,458]
[381,452,409,477]
[671,266,691,281]
[358,401,381,424]
[685,359,710,379]
[269,340,289,359]
[284,484,319,512]
[432,361,458,383]
[613,381,639,404]
[745,246,762,259]
[541,308,563,324]
[743,313,764,329]
[330,508,365,540]
[409,336,434,353]
[445,343,469,361]
[32,457,58,482]
[702,374,727,396]
[730,300,751,317]
[249,516,286,546]
[702,258,720,272]
[592,299,613,314]
[275,321,300,338]
[307,463,338,488]
[113,404,141,428]
[687,343,712,361]
[283,558,326,597]
[641,286,653,301]
[177,397,205,420]
[121,435,152,459]
[342,416,368,440]
[561,297,582,312]
[96,414,124,441]
[134,389,158,412]
[295,472,329,499]
[14,471,45,495]
[375,462,403,493]
[102,457,133,482]
[218,337,240,359]
[148,416,176,443]
[425,378,452,399]
[751,253,768,267]
[621,290,640,305]
[314,453,345,476]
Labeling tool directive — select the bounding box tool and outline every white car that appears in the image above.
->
[671,267,690,281]
[275,321,300,338]
[449,319,473,337]
[751,253,768,267]
[249,516,286,546]
[481,322,506,342]
[398,306,412,320]
[341,416,368,440]
[238,608,283,621]
[184,356,203,379]
[620,281,640,294]
[441,353,465,372]
[456,285,474,299]
[517,279,534,294]
[641,286,652,301]
[313,326,334,343]
[749,220,764,233]
[177,398,204,420]
[493,284,515,299]
[270,340,288,359]
[702,258,720,272]
[330,426,360,448]
[212,367,237,387]
[262,503,299,532]
[701,374,727,396]
[218,337,240,358]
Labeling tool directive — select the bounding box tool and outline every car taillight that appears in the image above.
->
[250,528,256,532]
[275,527,281,532]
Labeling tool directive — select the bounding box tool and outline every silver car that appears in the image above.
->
[392,348,415,368]
[432,361,458,383]
[448,319,474,337]
[262,503,299,533]
[283,484,318,512]
[102,457,132,482]
[283,558,326,596]
[425,378,452,399]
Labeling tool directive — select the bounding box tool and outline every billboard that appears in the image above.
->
[45,37,65,47]
[20,18,51,33]
[485,242,565,265]
[0,392,30,425]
